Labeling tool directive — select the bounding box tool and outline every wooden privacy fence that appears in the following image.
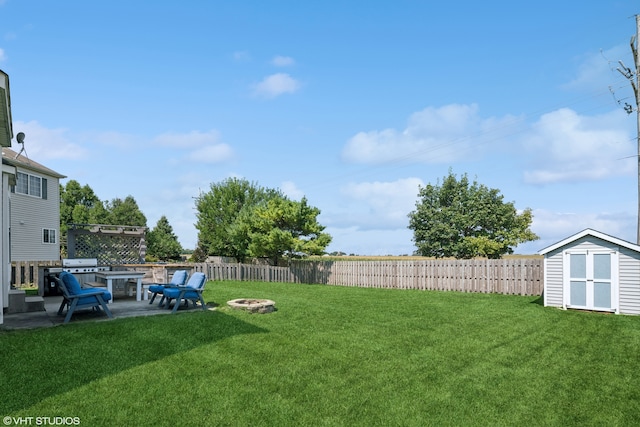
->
[199,258,543,296]
[200,263,294,283]
[14,259,543,297]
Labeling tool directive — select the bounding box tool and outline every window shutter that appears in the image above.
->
[42,178,47,199]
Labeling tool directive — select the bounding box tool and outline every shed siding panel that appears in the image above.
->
[619,248,640,315]
[544,248,564,307]
[569,237,618,252]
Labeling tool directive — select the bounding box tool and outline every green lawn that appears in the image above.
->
[2,280,640,426]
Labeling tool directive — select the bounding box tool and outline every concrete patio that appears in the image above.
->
[1,294,189,330]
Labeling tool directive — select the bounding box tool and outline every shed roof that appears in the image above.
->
[538,228,640,255]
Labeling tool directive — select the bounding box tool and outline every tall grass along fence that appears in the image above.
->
[14,258,543,296]
[201,258,543,296]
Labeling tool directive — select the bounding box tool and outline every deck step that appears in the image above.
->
[24,296,45,312]
[7,289,26,314]
[6,290,45,313]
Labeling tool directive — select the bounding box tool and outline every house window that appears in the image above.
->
[15,172,29,194]
[14,172,47,199]
[43,228,57,244]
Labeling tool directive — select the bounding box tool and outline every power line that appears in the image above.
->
[617,14,640,243]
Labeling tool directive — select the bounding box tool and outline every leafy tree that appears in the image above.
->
[87,201,111,225]
[225,205,256,263]
[408,171,538,258]
[194,178,281,262]
[246,196,332,265]
[195,178,331,264]
[60,183,147,229]
[146,215,183,261]
[60,180,100,233]
[60,180,101,255]
[105,195,147,226]
[189,241,208,263]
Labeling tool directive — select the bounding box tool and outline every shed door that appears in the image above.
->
[565,250,617,312]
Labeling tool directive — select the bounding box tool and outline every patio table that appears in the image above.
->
[94,271,147,302]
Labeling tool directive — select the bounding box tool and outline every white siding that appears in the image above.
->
[618,247,640,315]
[10,169,60,261]
[567,236,618,252]
[544,248,563,308]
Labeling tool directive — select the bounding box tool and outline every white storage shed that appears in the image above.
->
[539,229,640,315]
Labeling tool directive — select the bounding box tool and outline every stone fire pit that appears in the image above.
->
[227,298,276,314]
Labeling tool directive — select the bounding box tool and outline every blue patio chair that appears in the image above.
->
[148,270,188,306]
[55,271,113,324]
[162,272,207,314]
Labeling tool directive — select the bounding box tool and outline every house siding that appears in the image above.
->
[10,169,60,261]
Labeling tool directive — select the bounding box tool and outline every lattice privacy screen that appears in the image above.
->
[67,224,147,265]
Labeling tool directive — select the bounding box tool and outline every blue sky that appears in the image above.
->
[1,0,639,255]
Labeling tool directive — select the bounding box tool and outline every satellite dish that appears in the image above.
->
[14,132,27,159]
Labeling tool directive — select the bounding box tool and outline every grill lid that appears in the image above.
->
[62,258,98,268]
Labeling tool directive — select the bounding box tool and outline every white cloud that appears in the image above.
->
[329,177,424,230]
[342,104,520,164]
[153,129,221,148]
[271,55,295,67]
[345,102,634,183]
[521,108,634,184]
[0,48,6,62]
[252,73,301,98]
[233,51,251,62]
[281,181,304,200]
[153,130,233,163]
[185,144,233,163]
[11,120,88,160]
[343,178,423,214]
[90,131,140,149]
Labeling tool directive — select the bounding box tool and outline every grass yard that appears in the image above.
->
[2,280,640,426]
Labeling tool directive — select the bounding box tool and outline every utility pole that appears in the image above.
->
[634,15,640,244]
[618,15,640,243]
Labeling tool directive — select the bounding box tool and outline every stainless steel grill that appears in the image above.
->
[62,258,110,273]
[47,258,111,274]
[43,258,111,295]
